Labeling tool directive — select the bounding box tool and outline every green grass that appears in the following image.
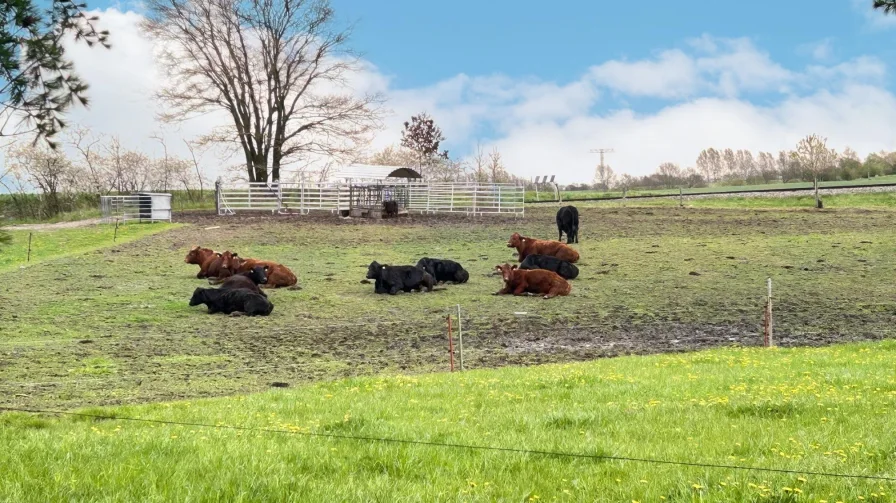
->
[2,206,896,412]
[531,174,896,202]
[2,341,895,501]
[0,223,179,272]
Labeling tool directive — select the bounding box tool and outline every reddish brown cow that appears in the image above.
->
[235,258,298,288]
[507,232,579,263]
[185,246,216,277]
[493,263,571,299]
[207,251,239,279]
[185,246,227,279]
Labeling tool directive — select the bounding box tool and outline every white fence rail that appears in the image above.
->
[217,182,524,216]
[100,194,172,223]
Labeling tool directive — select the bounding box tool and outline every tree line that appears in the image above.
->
[0,127,208,219]
[579,138,896,193]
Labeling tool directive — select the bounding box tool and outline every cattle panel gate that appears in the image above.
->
[216,181,524,216]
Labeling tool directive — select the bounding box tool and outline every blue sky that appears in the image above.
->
[328,0,893,87]
[61,1,896,181]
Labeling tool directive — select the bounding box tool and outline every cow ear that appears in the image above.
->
[511,265,518,270]
[216,252,222,257]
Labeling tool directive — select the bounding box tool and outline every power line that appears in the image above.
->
[2,406,894,482]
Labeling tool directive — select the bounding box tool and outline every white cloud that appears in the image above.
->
[799,38,834,61]
[31,7,896,184]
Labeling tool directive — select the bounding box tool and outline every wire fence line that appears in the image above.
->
[2,406,894,483]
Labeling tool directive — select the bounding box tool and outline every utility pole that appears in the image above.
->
[590,148,614,188]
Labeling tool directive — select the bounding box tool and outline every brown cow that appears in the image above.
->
[207,251,239,279]
[235,258,298,288]
[185,246,216,277]
[185,246,229,279]
[507,232,579,263]
[493,263,571,299]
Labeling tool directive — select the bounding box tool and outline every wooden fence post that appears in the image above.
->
[447,315,455,372]
[27,232,32,262]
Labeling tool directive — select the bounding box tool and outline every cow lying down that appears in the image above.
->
[209,265,268,297]
[416,257,469,284]
[367,261,434,295]
[494,263,571,299]
[190,287,274,316]
[519,254,579,280]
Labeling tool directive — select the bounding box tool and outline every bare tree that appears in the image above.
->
[593,162,615,191]
[696,149,713,182]
[6,141,78,217]
[722,148,736,179]
[735,150,756,180]
[792,134,837,208]
[142,0,385,183]
[757,151,778,183]
[656,162,682,187]
[469,143,488,183]
[615,173,635,191]
[366,144,417,168]
[150,133,172,191]
[66,125,108,193]
[183,139,207,198]
[487,148,510,183]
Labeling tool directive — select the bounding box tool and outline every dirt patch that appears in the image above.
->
[9,218,103,231]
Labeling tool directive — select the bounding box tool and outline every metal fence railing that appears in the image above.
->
[216,182,524,216]
[100,194,172,223]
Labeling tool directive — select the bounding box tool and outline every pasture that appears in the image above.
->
[2,204,896,411]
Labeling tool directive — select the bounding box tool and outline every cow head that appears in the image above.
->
[366,261,385,279]
[495,263,518,282]
[185,246,212,264]
[247,265,268,285]
[507,233,523,249]
[219,251,239,271]
[188,287,207,306]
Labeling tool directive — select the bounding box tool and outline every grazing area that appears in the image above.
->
[2,341,895,501]
[2,204,896,412]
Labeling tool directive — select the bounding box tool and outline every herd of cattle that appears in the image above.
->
[184,205,582,316]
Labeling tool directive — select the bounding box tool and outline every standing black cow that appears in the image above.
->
[556,205,579,243]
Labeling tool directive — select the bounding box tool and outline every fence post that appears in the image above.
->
[457,304,464,371]
[473,184,478,216]
[679,187,683,208]
[498,185,502,213]
[451,184,454,212]
[113,219,120,242]
[446,314,455,372]
[215,178,221,215]
[27,232,32,262]
[764,278,774,347]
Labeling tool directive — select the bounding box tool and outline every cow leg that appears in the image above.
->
[512,284,528,296]
[493,286,511,295]
[388,286,400,295]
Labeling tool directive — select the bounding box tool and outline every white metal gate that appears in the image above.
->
[216,182,524,216]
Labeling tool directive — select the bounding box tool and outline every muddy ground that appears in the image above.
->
[3,205,895,409]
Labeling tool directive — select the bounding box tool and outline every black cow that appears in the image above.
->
[556,205,579,243]
[189,287,274,316]
[519,254,579,280]
[212,265,269,297]
[366,260,434,295]
[416,257,469,284]
[383,200,399,218]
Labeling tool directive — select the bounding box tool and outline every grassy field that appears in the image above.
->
[2,204,896,412]
[530,174,896,202]
[0,223,179,272]
[3,201,896,500]
[2,341,895,501]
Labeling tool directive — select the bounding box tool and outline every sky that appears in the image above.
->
[48,0,896,182]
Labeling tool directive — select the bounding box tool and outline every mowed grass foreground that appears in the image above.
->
[3,342,896,502]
